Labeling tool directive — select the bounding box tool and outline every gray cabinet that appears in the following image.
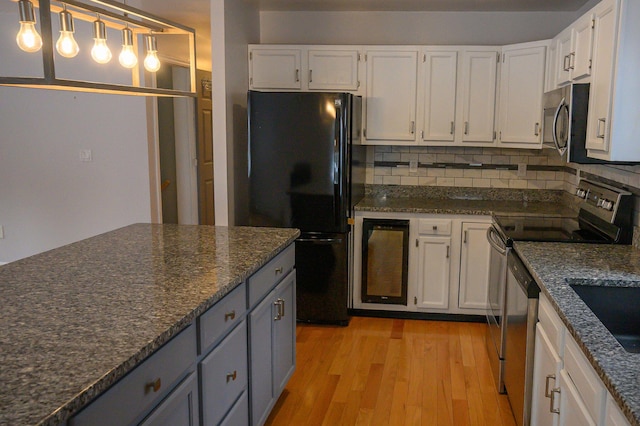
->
[249,271,296,426]
[139,373,199,426]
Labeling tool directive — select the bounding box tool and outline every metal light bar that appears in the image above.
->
[0,0,196,97]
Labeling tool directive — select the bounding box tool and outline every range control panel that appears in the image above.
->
[575,179,632,223]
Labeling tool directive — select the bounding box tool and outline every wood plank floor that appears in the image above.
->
[265,316,517,426]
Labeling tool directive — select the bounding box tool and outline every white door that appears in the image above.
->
[499,44,546,146]
[308,49,359,91]
[572,14,595,81]
[531,324,561,426]
[421,50,458,142]
[585,0,616,153]
[365,49,418,142]
[415,236,451,309]
[249,48,302,90]
[458,222,491,310]
[460,50,498,143]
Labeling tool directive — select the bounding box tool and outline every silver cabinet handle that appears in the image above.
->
[309,69,313,83]
[569,52,575,70]
[273,298,285,320]
[410,121,415,134]
[463,230,468,244]
[596,118,606,139]
[446,245,450,259]
[563,54,571,72]
[450,121,455,135]
[545,374,555,397]
[464,121,469,135]
[295,69,300,82]
[535,122,540,136]
[279,298,285,317]
[550,387,561,414]
[224,310,235,322]
[275,266,283,275]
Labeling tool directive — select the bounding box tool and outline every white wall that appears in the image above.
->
[0,88,152,262]
[211,0,260,225]
[260,10,584,45]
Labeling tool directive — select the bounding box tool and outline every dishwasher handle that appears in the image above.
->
[486,225,507,255]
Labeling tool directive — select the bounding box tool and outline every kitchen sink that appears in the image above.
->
[568,279,640,353]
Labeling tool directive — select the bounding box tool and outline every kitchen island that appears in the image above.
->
[0,223,299,425]
[514,241,640,426]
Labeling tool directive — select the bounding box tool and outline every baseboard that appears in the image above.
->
[348,309,486,323]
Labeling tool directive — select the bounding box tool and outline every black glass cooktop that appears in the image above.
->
[493,215,609,243]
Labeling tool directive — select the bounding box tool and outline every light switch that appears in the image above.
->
[79,149,92,162]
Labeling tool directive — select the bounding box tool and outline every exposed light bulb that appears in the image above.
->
[16,0,42,53]
[143,34,161,73]
[118,27,137,69]
[56,9,79,58]
[90,17,112,64]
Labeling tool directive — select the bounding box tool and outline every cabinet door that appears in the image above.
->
[605,394,631,426]
[365,49,418,142]
[458,222,491,310]
[556,28,573,87]
[545,41,558,92]
[460,50,498,143]
[308,49,359,91]
[585,0,616,153]
[249,48,302,90]
[140,373,199,426]
[572,14,595,80]
[249,289,275,426]
[559,369,597,426]
[531,324,561,426]
[415,235,451,309]
[498,44,546,146]
[273,271,296,395]
[421,50,458,142]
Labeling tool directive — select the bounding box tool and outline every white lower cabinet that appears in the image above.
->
[458,222,492,310]
[531,294,631,426]
[353,212,491,315]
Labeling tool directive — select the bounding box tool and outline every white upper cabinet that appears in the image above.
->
[460,49,499,144]
[249,48,302,90]
[420,50,458,143]
[364,48,419,143]
[307,48,360,91]
[586,0,640,161]
[553,13,594,88]
[498,41,546,147]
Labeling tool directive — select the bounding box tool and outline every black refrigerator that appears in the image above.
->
[243,90,365,325]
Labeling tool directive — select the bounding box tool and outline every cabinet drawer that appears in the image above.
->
[200,321,248,426]
[538,293,565,356]
[564,336,605,423]
[418,219,452,235]
[70,325,196,426]
[248,244,295,307]
[220,391,249,426]
[199,282,247,353]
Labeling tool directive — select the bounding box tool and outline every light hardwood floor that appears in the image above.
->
[265,316,516,426]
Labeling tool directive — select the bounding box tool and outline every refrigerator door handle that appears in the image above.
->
[333,97,344,228]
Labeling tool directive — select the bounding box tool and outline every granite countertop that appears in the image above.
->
[356,196,576,217]
[514,242,640,426]
[0,223,300,426]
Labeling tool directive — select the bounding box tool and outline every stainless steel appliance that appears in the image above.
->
[504,250,540,426]
[361,219,409,305]
[485,178,633,425]
[242,91,366,325]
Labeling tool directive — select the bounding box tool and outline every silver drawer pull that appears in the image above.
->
[224,310,236,322]
[275,266,283,275]
[226,371,237,383]
[544,374,555,398]
[144,378,161,394]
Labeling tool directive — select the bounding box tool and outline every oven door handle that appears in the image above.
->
[487,226,507,255]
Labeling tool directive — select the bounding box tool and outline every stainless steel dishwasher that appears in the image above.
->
[504,250,540,426]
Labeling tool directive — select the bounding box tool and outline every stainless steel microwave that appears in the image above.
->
[542,83,596,163]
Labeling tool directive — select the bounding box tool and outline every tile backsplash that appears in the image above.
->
[365,145,640,227]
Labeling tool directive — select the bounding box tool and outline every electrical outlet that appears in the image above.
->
[79,149,92,162]
[517,163,527,177]
[409,160,418,173]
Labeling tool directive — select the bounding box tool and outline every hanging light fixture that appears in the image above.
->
[143,34,160,73]
[118,26,137,68]
[56,5,79,58]
[16,0,43,53]
[90,14,112,64]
